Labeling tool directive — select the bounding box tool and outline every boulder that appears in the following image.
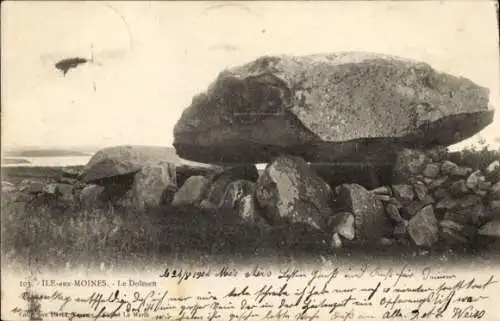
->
[408,205,439,247]
[118,162,177,210]
[173,52,493,164]
[78,184,106,209]
[204,164,259,207]
[171,175,210,206]
[235,194,270,227]
[218,180,255,210]
[335,184,391,243]
[56,183,75,203]
[254,156,333,231]
[80,145,179,184]
[329,212,355,240]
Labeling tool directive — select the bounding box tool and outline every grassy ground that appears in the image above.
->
[2,196,499,271]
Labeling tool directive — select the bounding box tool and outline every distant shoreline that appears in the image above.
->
[3,150,93,158]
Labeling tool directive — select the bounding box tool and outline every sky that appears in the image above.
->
[1,1,499,151]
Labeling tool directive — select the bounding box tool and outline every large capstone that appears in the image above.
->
[81,145,181,183]
[174,52,493,164]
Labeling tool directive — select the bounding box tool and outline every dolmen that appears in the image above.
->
[169,52,497,250]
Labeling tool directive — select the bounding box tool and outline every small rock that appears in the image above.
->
[386,197,403,208]
[436,197,458,210]
[449,180,470,197]
[440,227,468,244]
[58,177,78,185]
[380,237,394,246]
[393,149,429,183]
[490,182,500,200]
[422,163,440,178]
[401,201,425,219]
[451,203,491,226]
[408,205,439,247]
[199,199,217,211]
[43,183,58,194]
[386,203,405,223]
[413,181,428,201]
[422,177,434,185]
[466,170,486,191]
[61,167,82,179]
[475,190,489,198]
[1,181,17,193]
[433,188,450,200]
[451,166,473,178]
[485,160,500,183]
[330,212,355,241]
[418,194,435,206]
[392,184,415,204]
[428,176,449,190]
[28,181,44,194]
[393,222,408,237]
[371,186,392,195]
[330,233,343,249]
[455,195,482,210]
[374,194,392,202]
[439,220,464,232]
[478,219,500,237]
[491,201,500,217]
[440,161,460,176]
[426,146,448,162]
[478,181,492,191]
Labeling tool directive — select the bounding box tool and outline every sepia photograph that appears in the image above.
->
[1,1,500,320]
